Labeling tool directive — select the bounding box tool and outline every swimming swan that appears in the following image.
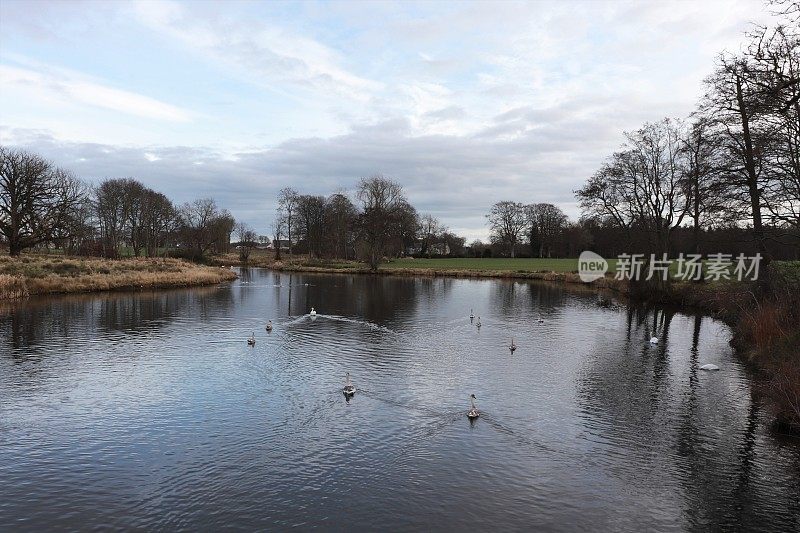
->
[247,333,256,346]
[475,317,481,328]
[649,337,659,345]
[510,338,517,353]
[699,363,720,371]
[470,309,474,321]
[467,394,480,419]
[343,372,356,396]
[310,308,317,316]
[265,320,273,332]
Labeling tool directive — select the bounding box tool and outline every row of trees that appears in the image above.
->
[485,201,569,258]
[576,3,799,266]
[0,147,236,259]
[273,177,466,269]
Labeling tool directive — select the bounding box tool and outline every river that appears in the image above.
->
[1,268,799,530]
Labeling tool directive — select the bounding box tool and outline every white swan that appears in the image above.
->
[310,308,317,316]
[265,320,273,332]
[649,336,659,345]
[475,317,481,328]
[699,363,720,371]
[510,338,517,353]
[343,372,356,396]
[467,394,480,419]
[469,308,474,320]
[247,332,256,346]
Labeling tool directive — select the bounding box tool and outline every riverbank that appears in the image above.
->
[0,255,237,299]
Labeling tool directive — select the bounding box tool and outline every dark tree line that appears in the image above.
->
[273,175,465,270]
[0,147,236,260]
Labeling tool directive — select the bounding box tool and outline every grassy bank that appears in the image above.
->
[0,255,237,299]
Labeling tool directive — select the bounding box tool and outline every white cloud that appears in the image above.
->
[0,63,191,122]
[131,0,382,102]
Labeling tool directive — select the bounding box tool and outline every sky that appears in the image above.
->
[0,0,777,241]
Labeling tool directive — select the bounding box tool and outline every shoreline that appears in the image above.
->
[0,256,238,300]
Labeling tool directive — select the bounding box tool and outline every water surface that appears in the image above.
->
[1,269,799,530]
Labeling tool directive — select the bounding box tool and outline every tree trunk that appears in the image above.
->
[736,75,769,264]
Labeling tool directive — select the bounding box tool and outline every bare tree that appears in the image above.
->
[681,118,727,253]
[486,201,526,257]
[0,147,86,256]
[701,54,772,260]
[576,119,690,257]
[271,210,286,261]
[355,175,408,270]
[141,189,175,257]
[278,187,299,255]
[296,195,327,258]
[235,222,257,262]
[177,198,232,261]
[525,203,567,257]
[326,192,356,259]
[419,213,445,257]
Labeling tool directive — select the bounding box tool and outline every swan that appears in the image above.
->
[343,372,356,396]
[649,336,659,345]
[537,317,545,324]
[467,394,480,419]
[475,317,481,328]
[247,332,256,346]
[469,308,474,320]
[699,363,720,371]
[265,320,273,332]
[510,338,517,353]
[310,308,317,316]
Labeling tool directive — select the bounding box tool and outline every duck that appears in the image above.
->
[310,308,317,316]
[475,317,481,328]
[649,336,659,345]
[343,372,356,396]
[265,320,273,332]
[467,394,480,419]
[510,338,517,353]
[247,332,256,346]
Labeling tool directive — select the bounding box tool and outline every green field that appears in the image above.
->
[381,257,604,272]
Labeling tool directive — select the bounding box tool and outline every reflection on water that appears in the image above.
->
[1,269,799,530]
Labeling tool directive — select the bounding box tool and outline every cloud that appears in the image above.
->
[130,0,382,102]
[1,88,664,241]
[0,62,191,122]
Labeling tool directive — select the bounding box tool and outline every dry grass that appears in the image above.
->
[0,255,237,299]
[0,274,29,300]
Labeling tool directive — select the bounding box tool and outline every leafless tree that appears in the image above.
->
[278,187,299,255]
[271,210,286,261]
[681,118,728,253]
[0,147,86,256]
[701,53,773,260]
[326,192,357,259]
[419,213,445,257]
[486,201,526,257]
[355,175,409,270]
[576,119,690,257]
[296,195,327,258]
[177,198,233,260]
[525,203,567,257]
[235,222,257,262]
